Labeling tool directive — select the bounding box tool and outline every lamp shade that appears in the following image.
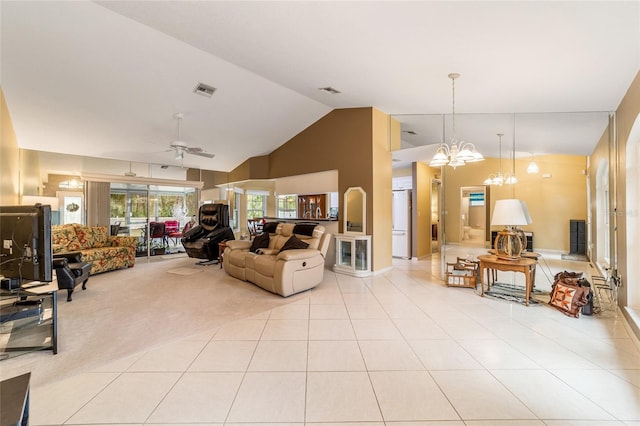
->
[491,199,531,226]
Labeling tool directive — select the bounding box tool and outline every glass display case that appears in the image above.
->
[333,234,371,277]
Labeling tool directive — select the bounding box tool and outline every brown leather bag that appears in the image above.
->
[549,274,589,318]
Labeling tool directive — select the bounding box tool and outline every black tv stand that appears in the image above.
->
[0,300,42,323]
[0,281,58,359]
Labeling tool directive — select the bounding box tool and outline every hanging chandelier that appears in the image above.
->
[429,73,484,168]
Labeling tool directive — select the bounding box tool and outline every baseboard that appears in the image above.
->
[371,265,393,276]
[622,307,640,348]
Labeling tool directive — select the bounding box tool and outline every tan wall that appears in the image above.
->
[19,150,42,197]
[1,88,20,205]
[371,108,392,271]
[227,155,270,182]
[390,117,401,151]
[610,71,639,310]
[614,71,640,310]
[265,107,392,272]
[393,167,412,178]
[187,169,230,189]
[586,71,639,336]
[589,125,611,264]
[443,154,587,251]
[413,162,437,258]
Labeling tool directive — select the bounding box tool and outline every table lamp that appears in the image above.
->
[491,199,532,260]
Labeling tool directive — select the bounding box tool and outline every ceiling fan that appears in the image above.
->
[168,113,215,160]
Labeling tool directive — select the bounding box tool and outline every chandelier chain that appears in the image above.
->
[498,133,503,175]
[452,76,456,137]
[429,73,483,169]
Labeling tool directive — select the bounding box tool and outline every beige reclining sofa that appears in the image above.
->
[223,222,331,297]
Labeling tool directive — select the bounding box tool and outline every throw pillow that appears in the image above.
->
[250,232,270,253]
[52,224,80,251]
[292,223,316,236]
[548,280,589,318]
[279,235,309,252]
[262,221,280,234]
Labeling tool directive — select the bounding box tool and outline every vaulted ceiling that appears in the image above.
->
[2,1,638,172]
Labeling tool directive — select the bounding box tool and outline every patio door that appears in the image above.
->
[109,183,199,258]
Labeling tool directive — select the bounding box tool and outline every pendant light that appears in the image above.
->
[527,153,539,174]
[504,114,518,184]
[484,133,505,186]
[429,73,484,169]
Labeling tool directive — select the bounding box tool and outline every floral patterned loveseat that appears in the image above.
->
[52,224,138,275]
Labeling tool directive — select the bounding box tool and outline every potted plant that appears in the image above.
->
[150,241,166,256]
[135,239,147,257]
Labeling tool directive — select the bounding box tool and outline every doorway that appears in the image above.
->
[459,186,488,246]
[57,191,85,225]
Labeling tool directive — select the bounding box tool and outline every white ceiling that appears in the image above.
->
[2,1,638,172]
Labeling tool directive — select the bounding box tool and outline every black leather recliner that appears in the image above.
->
[53,251,91,302]
[181,203,235,263]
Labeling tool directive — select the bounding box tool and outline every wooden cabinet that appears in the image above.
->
[298,194,326,219]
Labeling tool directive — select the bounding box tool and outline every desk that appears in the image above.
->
[478,255,537,306]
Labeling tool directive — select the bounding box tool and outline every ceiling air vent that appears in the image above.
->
[318,86,341,95]
[193,83,216,98]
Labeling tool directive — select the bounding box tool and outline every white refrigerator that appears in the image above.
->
[392,190,411,258]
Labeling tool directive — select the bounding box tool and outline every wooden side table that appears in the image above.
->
[218,241,227,269]
[478,254,537,306]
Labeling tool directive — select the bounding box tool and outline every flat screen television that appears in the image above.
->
[0,204,53,283]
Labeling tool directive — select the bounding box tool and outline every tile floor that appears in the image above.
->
[25,247,640,425]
